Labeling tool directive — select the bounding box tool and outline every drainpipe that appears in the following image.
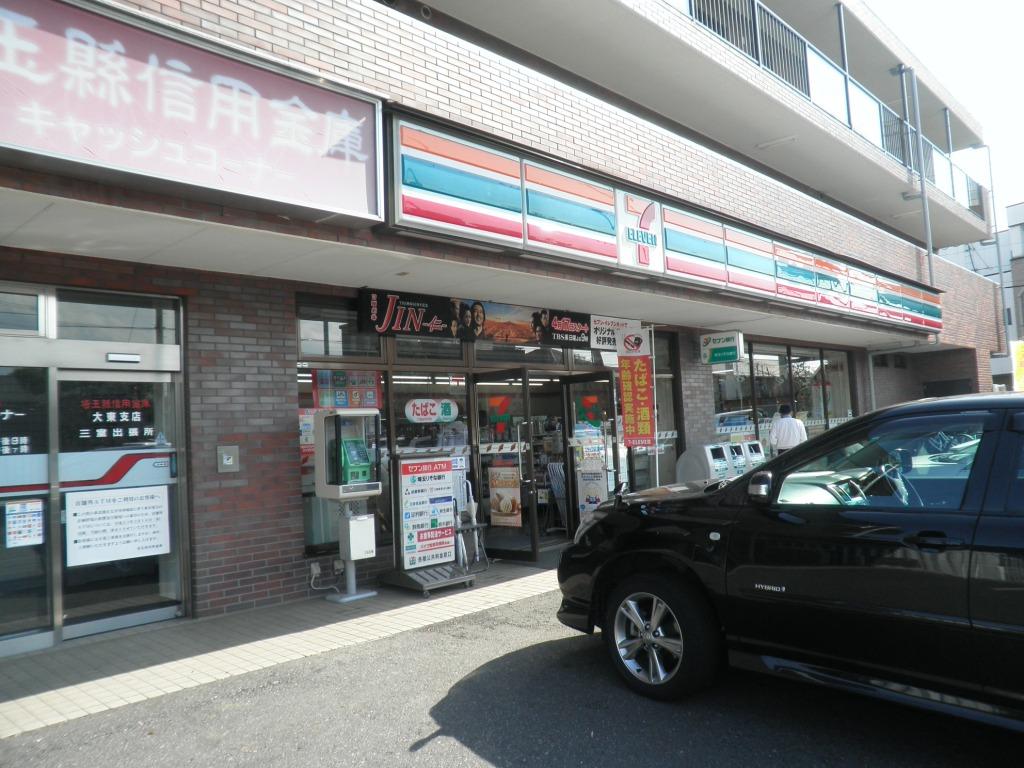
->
[906,66,935,286]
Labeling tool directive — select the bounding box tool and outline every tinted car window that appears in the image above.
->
[777,414,988,510]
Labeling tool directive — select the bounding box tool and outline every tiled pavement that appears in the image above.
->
[0,563,559,740]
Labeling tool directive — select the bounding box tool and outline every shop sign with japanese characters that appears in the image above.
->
[398,458,456,570]
[616,328,655,448]
[0,0,380,218]
[65,484,170,567]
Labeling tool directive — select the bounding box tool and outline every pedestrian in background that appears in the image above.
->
[770,404,807,455]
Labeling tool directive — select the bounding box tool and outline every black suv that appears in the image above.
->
[557,394,1024,732]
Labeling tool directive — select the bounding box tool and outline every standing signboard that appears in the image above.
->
[616,328,656,448]
[398,457,457,569]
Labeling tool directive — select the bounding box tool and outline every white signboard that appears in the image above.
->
[5,498,44,548]
[399,458,456,569]
[591,316,640,352]
[404,399,459,423]
[66,485,170,567]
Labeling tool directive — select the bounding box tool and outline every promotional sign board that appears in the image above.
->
[487,466,522,527]
[398,458,456,569]
[404,399,459,423]
[591,316,640,352]
[616,328,656,448]
[359,289,591,348]
[65,485,170,567]
[0,0,380,219]
[700,331,746,364]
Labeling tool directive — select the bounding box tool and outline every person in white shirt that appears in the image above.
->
[770,404,807,455]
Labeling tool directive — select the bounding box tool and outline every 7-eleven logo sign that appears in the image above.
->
[616,192,664,273]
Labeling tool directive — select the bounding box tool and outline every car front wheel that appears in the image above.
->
[603,574,720,700]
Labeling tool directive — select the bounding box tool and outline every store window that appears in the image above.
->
[396,335,464,361]
[392,373,469,452]
[823,350,853,428]
[571,348,619,369]
[752,344,790,437]
[298,367,391,553]
[0,290,41,334]
[475,340,565,365]
[791,347,826,440]
[298,298,381,359]
[57,289,178,344]
[712,348,754,441]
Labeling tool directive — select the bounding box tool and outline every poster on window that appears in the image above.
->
[487,466,522,527]
[5,498,44,548]
[311,369,381,409]
[65,485,170,567]
[398,458,456,570]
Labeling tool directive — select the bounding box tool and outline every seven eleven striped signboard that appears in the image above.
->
[392,119,942,333]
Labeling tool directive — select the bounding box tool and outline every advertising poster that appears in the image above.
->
[487,466,522,527]
[5,498,44,548]
[616,328,656,448]
[574,440,608,523]
[65,485,170,567]
[359,289,591,348]
[311,369,381,409]
[399,458,456,569]
[590,316,640,352]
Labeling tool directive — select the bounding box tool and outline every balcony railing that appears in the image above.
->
[682,0,985,219]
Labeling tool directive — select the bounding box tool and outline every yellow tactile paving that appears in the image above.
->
[0,567,558,740]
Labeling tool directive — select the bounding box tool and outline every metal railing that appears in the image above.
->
[681,0,985,220]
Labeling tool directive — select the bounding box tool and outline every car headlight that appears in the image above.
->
[574,506,610,544]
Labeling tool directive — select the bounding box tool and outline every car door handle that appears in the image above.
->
[903,532,964,548]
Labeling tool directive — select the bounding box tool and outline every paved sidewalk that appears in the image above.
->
[0,563,558,740]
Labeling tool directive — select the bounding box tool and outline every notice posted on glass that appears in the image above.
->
[66,485,170,567]
[399,458,456,570]
[5,498,45,548]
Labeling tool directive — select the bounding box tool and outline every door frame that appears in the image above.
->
[471,367,539,560]
[51,367,188,641]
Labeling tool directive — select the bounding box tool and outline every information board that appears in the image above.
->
[66,485,170,567]
[398,458,456,570]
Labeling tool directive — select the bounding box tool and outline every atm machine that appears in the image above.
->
[314,408,382,603]
[726,443,748,477]
[742,440,766,471]
[675,443,732,486]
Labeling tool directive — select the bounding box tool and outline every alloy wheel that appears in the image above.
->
[612,591,684,685]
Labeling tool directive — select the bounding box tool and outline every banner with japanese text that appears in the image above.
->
[0,0,380,218]
[615,328,655,448]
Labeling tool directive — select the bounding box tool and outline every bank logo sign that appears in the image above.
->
[700,331,745,364]
[392,120,942,333]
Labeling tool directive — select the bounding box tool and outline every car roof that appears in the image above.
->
[871,393,1024,418]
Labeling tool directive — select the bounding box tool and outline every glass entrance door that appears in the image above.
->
[57,371,182,636]
[0,366,52,649]
[472,369,538,560]
[563,372,618,535]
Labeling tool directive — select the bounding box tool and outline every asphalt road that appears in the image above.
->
[1,590,1019,767]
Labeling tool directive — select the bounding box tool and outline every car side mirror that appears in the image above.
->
[747,471,772,503]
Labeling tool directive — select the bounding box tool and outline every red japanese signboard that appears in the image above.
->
[0,0,380,218]
[616,328,655,448]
